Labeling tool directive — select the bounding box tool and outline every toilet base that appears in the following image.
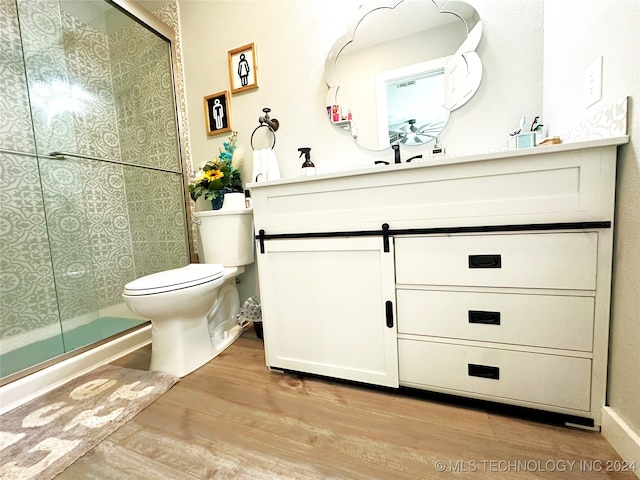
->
[211,322,250,358]
[150,316,251,378]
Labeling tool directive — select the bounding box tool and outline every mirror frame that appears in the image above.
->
[324,0,483,151]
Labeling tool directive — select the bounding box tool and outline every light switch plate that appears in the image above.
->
[584,56,602,108]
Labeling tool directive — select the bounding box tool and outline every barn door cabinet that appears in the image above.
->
[256,236,398,388]
[249,137,626,428]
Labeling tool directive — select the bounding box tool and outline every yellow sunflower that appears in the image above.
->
[204,169,224,181]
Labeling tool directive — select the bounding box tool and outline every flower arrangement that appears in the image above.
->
[188,131,243,201]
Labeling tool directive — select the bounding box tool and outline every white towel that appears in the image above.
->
[265,149,281,181]
[260,149,269,181]
[252,148,280,181]
[252,149,263,182]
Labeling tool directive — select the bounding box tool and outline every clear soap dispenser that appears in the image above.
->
[298,147,315,176]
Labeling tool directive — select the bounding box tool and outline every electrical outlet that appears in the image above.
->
[584,56,602,108]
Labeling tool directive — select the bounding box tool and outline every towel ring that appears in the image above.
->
[251,124,276,150]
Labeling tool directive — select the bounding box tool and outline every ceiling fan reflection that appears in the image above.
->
[391,118,446,145]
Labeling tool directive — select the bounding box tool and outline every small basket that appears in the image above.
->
[238,295,262,339]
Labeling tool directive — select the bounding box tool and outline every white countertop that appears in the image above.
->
[248,136,629,190]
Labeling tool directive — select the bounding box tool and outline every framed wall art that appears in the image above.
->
[228,43,258,94]
[204,90,231,136]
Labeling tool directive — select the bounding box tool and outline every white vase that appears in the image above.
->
[221,192,246,211]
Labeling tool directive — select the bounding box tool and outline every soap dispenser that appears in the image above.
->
[298,147,315,176]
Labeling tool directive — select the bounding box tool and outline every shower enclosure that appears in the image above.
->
[0,0,190,381]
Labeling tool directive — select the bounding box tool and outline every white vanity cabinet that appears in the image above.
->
[256,236,398,387]
[249,137,626,427]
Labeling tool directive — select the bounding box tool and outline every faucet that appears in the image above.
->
[391,143,423,163]
[392,143,401,164]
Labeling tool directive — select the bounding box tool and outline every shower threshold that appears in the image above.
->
[0,321,151,415]
[1,317,149,381]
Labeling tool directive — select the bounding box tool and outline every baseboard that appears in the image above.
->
[602,406,640,479]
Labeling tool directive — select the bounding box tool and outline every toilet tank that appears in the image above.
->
[193,208,254,266]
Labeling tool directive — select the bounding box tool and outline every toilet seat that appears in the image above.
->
[123,263,224,296]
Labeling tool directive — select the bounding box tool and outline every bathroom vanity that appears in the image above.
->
[249,137,627,428]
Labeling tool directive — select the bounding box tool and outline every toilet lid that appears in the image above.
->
[123,263,224,296]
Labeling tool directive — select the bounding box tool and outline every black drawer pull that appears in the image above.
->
[468,310,501,325]
[468,363,500,380]
[468,254,501,268]
[385,300,394,328]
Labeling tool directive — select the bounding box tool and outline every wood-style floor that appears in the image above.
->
[57,328,636,479]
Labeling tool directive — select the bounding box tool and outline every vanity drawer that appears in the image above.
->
[395,232,598,290]
[397,289,594,351]
[398,339,592,411]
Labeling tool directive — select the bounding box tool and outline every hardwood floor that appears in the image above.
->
[57,329,636,479]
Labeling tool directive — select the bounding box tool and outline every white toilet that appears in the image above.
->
[122,207,255,377]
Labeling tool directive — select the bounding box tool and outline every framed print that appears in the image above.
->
[204,91,231,136]
[228,43,258,94]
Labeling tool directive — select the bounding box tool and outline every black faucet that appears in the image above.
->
[392,143,401,164]
[391,143,422,163]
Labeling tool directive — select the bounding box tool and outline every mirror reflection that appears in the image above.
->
[325,0,483,151]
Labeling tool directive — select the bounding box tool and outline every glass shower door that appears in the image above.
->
[0,0,66,376]
[0,0,190,379]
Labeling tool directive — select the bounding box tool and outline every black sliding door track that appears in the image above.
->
[256,221,611,254]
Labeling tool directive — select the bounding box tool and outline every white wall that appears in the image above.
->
[179,0,357,176]
[543,0,640,444]
[178,0,542,176]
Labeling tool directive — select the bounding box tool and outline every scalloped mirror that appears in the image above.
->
[324,0,483,151]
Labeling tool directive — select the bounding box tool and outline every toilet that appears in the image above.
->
[122,207,254,377]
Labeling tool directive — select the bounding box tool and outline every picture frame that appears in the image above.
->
[204,91,231,136]
[228,43,258,94]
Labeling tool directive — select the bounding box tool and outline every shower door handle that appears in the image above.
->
[47,151,181,174]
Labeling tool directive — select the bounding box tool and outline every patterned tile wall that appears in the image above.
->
[0,153,60,335]
[0,0,35,153]
[109,7,189,278]
[124,167,188,278]
[0,0,61,341]
[1,0,189,347]
[39,156,99,323]
[153,2,198,251]
[17,0,79,156]
[62,12,122,163]
[110,25,180,172]
[153,1,193,175]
